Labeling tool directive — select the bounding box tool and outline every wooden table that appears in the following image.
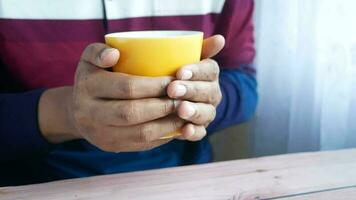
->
[2,149,356,200]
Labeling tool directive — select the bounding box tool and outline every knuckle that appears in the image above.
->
[83,43,99,60]
[85,43,103,55]
[207,59,219,68]
[81,43,112,68]
[209,85,222,104]
[207,105,217,123]
[187,84,198,99]
[83,43,96,55]
[120,78,135,98]
[193,110,204,123]
[212,67,220,79]
[190,64,200,75]
[207,59,220,78]
[162,100,174,114]
[116,102,138,124]
[138,124,154,143]
[85,43,97,50]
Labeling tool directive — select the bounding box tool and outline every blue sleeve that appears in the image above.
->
[207,69,258,133]
[0,89,52,161]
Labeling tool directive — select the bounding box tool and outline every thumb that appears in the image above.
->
[201,35,225,59]
[81,43,120,68]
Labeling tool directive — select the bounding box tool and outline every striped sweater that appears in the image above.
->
[0,0,257,186]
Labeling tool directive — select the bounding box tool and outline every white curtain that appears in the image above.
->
[252,0,356,156]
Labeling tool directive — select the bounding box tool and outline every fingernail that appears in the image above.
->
[180,103,196,119]
[173,85,187,97]
[180,69,193,80]
[100,48,119,61]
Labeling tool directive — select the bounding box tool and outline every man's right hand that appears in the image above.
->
[39,43,191,152]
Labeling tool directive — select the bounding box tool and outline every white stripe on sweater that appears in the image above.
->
[0,0,225,20]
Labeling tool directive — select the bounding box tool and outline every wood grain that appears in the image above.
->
[278,186,356,200]
[1,149,356,200]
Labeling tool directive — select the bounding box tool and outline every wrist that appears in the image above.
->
[38,86,80,144]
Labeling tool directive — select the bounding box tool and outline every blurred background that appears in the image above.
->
[211,0,356,161]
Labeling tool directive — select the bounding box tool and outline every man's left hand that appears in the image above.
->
[167,35,225,141]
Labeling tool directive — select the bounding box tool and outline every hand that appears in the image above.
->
[167,35,225,141]
[39,43,185,152]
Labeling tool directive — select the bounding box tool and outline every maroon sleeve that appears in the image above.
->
[214,0,256,74]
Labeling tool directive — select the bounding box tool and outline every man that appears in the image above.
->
[0,0,257,186]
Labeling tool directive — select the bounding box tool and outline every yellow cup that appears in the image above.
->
[105,30,204,139]
[105,30,204,77]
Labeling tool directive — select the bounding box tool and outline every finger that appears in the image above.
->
[201,35,225,59]
[177,101,216,125]
[85,67,173,99]
[80,43,120,68]
[181,124,207,142]
[93,98,177,126]
[103,115,184,152]
[167,80,222,105]
[176,59,220,81]
[129,115,185,143]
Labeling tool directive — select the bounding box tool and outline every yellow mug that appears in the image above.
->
[105,30,204,139]
[105,30,203,76]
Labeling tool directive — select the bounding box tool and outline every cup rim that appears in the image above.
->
[105,30,203,39]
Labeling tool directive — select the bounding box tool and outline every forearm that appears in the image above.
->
[207,69,258,133]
